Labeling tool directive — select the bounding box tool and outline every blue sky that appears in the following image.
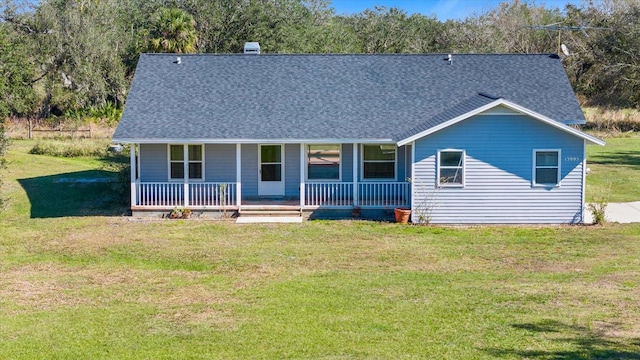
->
[330,0,585,20]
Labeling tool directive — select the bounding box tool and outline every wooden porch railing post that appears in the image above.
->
[236,144,242,208]
[300,143,305,208]
[130,144,137,208]
[353,143,359,206]
[183,145,189,207]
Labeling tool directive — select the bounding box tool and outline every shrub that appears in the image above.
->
[588,197,608,225]
[29,139,110,158]
[583,107,640,134]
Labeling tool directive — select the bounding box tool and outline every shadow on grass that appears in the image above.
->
[589,151,640,169]
[18,169,129,218]
[484,319,640,359]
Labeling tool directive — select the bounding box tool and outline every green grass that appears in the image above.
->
[586,135,640,202]
[1,139,639,359]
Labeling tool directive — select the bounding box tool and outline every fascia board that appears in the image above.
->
[111,138,397,145]
[396,99,605,147]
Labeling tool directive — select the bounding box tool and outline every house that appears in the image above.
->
[112,51,604,224]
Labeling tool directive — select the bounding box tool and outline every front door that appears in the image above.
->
[258,144,285,196]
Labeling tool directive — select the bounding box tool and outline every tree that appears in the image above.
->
[0,25,37,117]
[563,0,640,107]
[4,0,133,116]
[0,24,36,206]
[445,0,562,53]
[148,7,198,53]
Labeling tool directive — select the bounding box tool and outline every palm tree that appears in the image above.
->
[149,8,198,54]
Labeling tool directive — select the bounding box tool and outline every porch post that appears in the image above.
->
[183,145,189,207]
[300,143,305,208]
[130,144,137,208]
[353,143,358,206]
[236,144,242,208]
[410,141,415,211]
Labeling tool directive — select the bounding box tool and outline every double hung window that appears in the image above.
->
[363,145,396,180]
[169,145,203,180]
[307,144,341,180]
[438,150,465,186]
[533,150,560,186]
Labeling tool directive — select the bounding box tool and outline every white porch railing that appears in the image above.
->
[189,183,236,207]
[137,182,184,208]
[305,182,353,207]
[135,181,408,209]
[358,182,410,207]
[136,182,236,208]
[303,182,410,208]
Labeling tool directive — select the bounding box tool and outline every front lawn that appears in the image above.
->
[586,136,640,202]
[0,139,638,359]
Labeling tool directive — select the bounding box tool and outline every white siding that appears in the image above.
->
[412,114,585,224]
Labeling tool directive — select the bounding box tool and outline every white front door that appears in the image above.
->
[258,144,285,196]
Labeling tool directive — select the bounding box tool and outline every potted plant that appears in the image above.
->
[351,206,361,218]
[181,208,192,219]
[394,208,411,224]
[170,207,181,219]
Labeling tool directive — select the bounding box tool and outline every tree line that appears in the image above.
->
[1,0,639,123]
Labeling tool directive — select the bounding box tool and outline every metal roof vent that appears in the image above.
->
[244,42,260,54]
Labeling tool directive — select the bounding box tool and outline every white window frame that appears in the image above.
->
[532,149,561,187]
[306,144,342,182]
[437,149,465,187]
[167,144,205,181]
[361,144,397,181]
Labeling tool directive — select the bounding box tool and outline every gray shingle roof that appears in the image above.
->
[113,53,585,143]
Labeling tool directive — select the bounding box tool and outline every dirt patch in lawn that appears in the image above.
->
[0,262,238,320]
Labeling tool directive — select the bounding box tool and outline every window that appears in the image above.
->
[363,144,396,180]
[307,144,340,180]
[169,144,203,180]
[438,150,465,186]
[534,150,560,186]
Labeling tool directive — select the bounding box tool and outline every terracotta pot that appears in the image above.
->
[394,208,411,223]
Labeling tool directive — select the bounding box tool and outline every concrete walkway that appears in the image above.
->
[584,201,640,224]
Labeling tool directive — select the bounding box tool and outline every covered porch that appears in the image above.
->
[128,142,412,214]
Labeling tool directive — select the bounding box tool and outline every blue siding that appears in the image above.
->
[398,145,411,181]
[241,144,258,197]
[342,144,353,182]
[285,144,300,196]
[139,144,167,182]
[405,145,412,181]
[412,114,585,224]
[205,144,236,182]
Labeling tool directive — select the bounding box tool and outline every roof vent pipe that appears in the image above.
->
[244,42,260,54]
[448,54,452,65]
[174,57,181,64]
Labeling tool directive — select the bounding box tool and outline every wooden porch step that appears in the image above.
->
[239,209,302,217]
